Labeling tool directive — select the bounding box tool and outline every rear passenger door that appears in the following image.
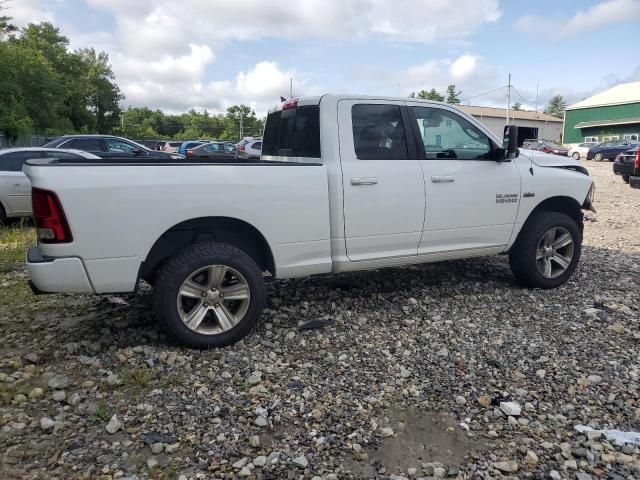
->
[64,138,105,156]
[0,152,35,215]
[338,100,426,261]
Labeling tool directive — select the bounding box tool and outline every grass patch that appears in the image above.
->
[90,401,109,422]
[121,367,156,388]
[0,223,34,274]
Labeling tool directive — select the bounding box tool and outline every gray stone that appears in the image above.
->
[105,414,122,434]
[47,375,70,389]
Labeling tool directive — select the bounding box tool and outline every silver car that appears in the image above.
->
[0,148,100,224]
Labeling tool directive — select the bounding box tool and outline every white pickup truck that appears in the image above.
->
[25,95,595,348]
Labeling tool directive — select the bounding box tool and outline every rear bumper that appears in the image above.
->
[630,176,640,189]
[27,245,94,293]
[613,163,634,175]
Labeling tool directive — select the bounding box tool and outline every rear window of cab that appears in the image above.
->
[262,105,320,158]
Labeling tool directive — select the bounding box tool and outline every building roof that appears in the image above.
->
[574,117,640,129]
[566,82,640,110]
[458,105,562,123]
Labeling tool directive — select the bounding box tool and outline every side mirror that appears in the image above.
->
[499,125,520,161]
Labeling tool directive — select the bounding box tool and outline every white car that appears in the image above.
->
[24,95,595,348]
[0,148,100,224]
[237,137,262,159]
[568,142,599,160]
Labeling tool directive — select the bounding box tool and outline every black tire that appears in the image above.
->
[509,211,582,289]
[622,175,630,184]
[153,242,266,348]
[572,152,580,160]
[594,153,604,162]
[0,204,6,226]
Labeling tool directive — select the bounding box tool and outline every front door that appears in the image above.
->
[406,104,521,254]
[338,100,426,261]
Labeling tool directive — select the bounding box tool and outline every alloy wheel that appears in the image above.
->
[535,227,574,279]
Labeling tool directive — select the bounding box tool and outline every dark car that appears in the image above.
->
[186,142,239,161]
[43,135,185,160]
[613,146,639,184]
[178,141,207,156]
[521,139,568,156]
[586,140,637,162]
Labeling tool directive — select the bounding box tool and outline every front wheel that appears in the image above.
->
[594,153,604,162]
[572,152,580,160]
[622,175,630,184]
[509,211,581,289]
[153,242,266,348]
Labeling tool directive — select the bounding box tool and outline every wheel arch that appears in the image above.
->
[512,195,584,250]
[140,216,275,284]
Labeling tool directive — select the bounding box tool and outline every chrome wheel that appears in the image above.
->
[572,152,580,160]
[177,265,250,335]
[536,227,574,279]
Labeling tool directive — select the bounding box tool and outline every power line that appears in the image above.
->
[460,85,507,103]
[510,85,530,105]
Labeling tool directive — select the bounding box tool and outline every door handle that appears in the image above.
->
[350,177,378,185]
[431,175,455,183]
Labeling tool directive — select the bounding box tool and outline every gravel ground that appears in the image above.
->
[1,161,639,480]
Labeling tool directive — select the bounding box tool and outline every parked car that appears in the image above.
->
[237,137,262,160]
[613,146,639,184]
[568,142,599,160]
[626,147,640,189]
[0,148,100,223]
[186,142,239,160]
[43,135,185,160]
[521,139,569,156]
[156,141,183,153]
[586,140,637,162]
[133,139,158,149]
[178,141,208,156]
[24,95,595,348]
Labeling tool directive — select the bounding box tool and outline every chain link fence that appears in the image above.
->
[0,132,50,149]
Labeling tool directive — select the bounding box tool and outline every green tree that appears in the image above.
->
[512,102,522,111]
[409,88,444,101]
[0,1,17,38]
[445,84,461,104]
[544,95,566,118]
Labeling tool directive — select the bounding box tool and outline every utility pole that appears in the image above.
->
[506,73,511,126]
[239,111,243,140]
[289,77,293,98]
[535,82,539,113]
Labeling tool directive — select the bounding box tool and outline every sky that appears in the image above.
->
[8,0,640,116]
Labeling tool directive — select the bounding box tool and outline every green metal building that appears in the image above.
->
[563,81,640,145]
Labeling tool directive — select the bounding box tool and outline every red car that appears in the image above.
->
[521,139,569,156]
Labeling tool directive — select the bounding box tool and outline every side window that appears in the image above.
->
[0,152,39,171]
[224,145,236,153]
[252,142,262,150]
[351,104,409,160]
[411,107,491,160]
[106,139,136,153]
[584,136,598,143]
[68,138,104,151]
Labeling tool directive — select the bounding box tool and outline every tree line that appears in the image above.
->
[409,84,567,118]
[0,12,263,142]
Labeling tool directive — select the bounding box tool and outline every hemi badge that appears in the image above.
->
[523,192,535,198]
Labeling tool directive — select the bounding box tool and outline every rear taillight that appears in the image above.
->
[636,149,640,169]
[282,98,298,110]
[32,188,72,244]
[186,149,193,157]
[238,145,245,152]
[614,153,621,162]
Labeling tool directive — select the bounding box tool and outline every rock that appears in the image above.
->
[232,457,249,469]
[536,369,546,378]
[23,352,39,364]
[40,417,55,430]
[493,460,518,473]
[500,401,522,416]
[247,372,262,385]
[165,442,180,453]
[249,435,260,447]
[28,387,44,399]
[399,366,411,378]
[478,395,492,407]
[380,427,394,437]
[575,473,592,480]
[52,390,66,402]
[47,375,70,389]
[433,467,446,477]
[564,459,577,470]
[587,374,602,384]
[150,443,164,454]
[610,322,625,334]
[67,392,81,406]
[105,414,122,434]
[455,395,466,406]
[549,470,561,480]
[106,374,121,385]
[147,458,158,469]
[238,467,251,477]
[293,454,309,468]
[524,450,538,465]
[436,347,449,357]
[266,451,281,466]
[253,455,267,467]
[254,416,268,427]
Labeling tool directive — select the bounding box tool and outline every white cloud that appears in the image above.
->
[5,0,55,26]
[516,0,640,38]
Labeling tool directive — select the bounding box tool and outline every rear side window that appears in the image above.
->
[262,105,320,158]
[65,139,104,151]
[352,104,408,160]
[251,142,262,150]
[0,151,42,171]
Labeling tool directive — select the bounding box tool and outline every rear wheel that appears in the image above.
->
[0,204,6,226]
[594,153,604,162]
[571,152,580,160]
[153,242,266,348]
[509,211,581,289]
[622,174,630,184]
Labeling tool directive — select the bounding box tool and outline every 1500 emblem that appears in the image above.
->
[496,193,518,204]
